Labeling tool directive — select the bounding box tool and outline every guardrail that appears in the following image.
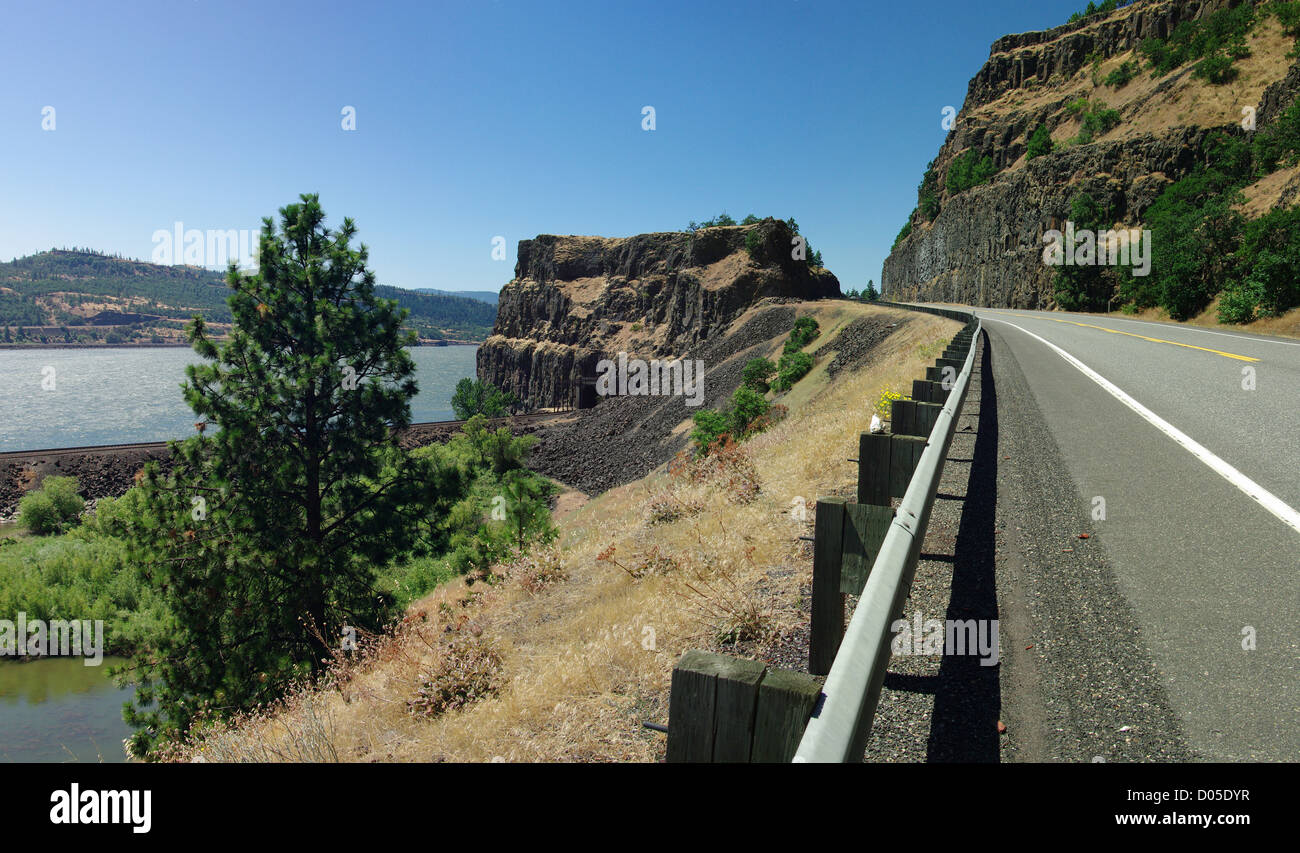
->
[662,302,980,762]
[794,303,980,762]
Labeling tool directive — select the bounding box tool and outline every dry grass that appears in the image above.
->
[172,303,959,763]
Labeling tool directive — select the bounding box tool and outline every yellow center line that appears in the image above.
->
[997,312,1260,362]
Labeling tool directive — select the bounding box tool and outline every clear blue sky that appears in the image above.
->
[1,0,1089,294]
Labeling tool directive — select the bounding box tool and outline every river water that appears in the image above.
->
[0,345,479,452]
[0,657,134,762]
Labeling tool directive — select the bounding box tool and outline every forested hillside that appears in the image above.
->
[0,249,496,343]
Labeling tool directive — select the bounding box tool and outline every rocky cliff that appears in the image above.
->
[883,0,1300,307]
[478,219,840,409]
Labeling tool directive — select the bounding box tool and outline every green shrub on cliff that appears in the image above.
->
[892,217,914,251]
[945,149,997,194]
[1138,3,1255,81]
[1025,123,1054,160]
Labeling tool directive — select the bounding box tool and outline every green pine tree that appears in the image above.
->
[119,194,462,757]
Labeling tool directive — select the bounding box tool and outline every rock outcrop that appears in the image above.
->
[882,0,1299,307]
[478,219,840,409]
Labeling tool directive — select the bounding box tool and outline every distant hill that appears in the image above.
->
[408,287,499,305]
[0,250,497,344]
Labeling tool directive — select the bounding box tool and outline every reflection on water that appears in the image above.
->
[0,657,134,762]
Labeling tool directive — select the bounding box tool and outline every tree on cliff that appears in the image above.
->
[119,194,458,757]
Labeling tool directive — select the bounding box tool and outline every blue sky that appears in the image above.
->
[1,0,1091,294]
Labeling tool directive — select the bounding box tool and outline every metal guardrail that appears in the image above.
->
[793,304,980,762]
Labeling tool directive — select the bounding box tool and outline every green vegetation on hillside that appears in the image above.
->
[689,214,825,268]
[945,149,998,194]
[1065,99,1122,145]
[1025,124,1055,160]
[689,316,819,454]
[1119,101,1300,321]
[1068,0,1125,25]
[1138,2,1255,84]
[0,249,497,342]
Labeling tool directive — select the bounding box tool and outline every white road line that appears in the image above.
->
[985,316,1300,536]
[977,307,1300,348]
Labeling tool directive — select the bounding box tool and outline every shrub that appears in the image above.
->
[945,149,997,194]
[744,229,762,259]
[740,357,776,393]
[786,316,820,351]
[19,476,84,535]
[892,217,914,250]
[728,387,770,437]
[1217,285,1258,325]
[407,637,503,718]
[771,350,813,392]
[1067,101,1122,145]
[1025,123,1054,160]
[1104,60,1137,88]
[690,407,732,453]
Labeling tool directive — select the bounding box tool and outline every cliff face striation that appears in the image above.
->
[882,0,1300,307]
[478,219,840,409]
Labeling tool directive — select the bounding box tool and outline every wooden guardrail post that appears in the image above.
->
[751,669,823,762]
[811,497,846,675]
[890,399,944,437]
[860,432,927,500]
[912,378,947,404]
[666,650,766,762]
[667,651,823,762]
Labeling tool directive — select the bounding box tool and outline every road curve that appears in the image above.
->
[952,306,1299,761]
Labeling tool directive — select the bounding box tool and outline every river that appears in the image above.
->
[0,345,479,452]
[0,657,134,762]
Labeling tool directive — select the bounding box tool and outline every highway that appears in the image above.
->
[962,307,1300,761]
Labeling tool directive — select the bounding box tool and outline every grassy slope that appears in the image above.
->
[178,303,961,762]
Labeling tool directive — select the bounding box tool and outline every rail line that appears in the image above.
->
[0,410,570,461]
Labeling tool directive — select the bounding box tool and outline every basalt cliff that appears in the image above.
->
[477,219,840,409]
[882,0,1300,308]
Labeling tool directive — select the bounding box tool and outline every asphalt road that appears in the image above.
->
[954,307,1300,761]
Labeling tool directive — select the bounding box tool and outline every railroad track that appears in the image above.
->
[0,410,570,461]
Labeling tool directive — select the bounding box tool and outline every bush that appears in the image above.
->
[787,316,820,351]
[1194,52,1236,84]
[19,476,84,535]
[451,378,518,420]
[1139,3,1255,80]
[407,637,503,718]
[772,350,814,392]
[744,229,762,259]
[1025,123,1054,160]
[1217,285,1258,325]
[919,161,942,221]
[1067,101,1122,145]
[741,357,776,393]
[1104,60,1137,88]
[728,387,770,438]
[892,217,914,251]
[690,408,732,454]
[945,149,997,194]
